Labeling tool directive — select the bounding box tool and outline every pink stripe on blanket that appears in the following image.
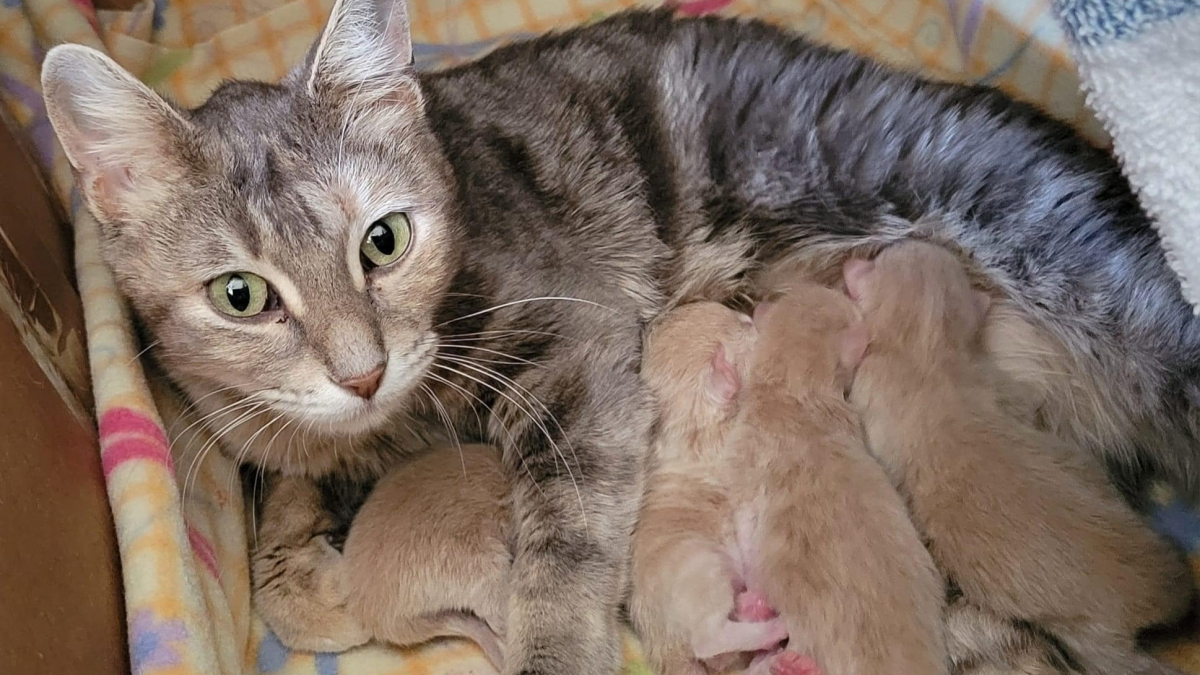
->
[667,0,732,16]
[101,437,175,476]
[100,407,170,447]
[187,525,220,577]
[100,408,175,476]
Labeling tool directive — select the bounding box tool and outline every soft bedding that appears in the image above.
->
[0,0,1196,672]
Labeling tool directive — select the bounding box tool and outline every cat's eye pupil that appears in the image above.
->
[368,223,395,256]
[359,213,410,271]
[225,275,251,312]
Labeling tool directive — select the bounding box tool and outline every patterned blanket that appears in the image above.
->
[0,0,1197,672]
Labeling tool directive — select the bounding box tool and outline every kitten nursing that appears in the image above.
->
[845,242,1191,675]
[632,294,945,675]
[254,444,510,668]
[256,245,1188,675]
[43,0,1200,668]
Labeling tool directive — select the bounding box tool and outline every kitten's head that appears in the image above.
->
[43,0,453,475]
[643,302,757,431]
[750,282,867,395]
[842,242,991,353]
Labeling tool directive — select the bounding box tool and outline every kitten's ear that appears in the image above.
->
[42,45,193,225]
[974,290,992,319]
[843,258,875,302]
[707,345,742,407]
[839,321,869,370]
[301,0,415,97]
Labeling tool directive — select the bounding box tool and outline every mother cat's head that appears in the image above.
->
[43,0,453,475]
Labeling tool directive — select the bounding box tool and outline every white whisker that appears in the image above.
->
[423,371,544,497]
[437,343,544,368]
[432,362,575,507]
[436,296,613,328]
[184,401,267,505]
[127,339,161,365]
[421,383,465,475]
[436,355,586,527]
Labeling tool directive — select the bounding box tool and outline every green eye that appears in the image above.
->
[208,272,271,317]
[360,212,412,270]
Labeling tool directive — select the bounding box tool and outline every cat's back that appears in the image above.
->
[645,429,738,524]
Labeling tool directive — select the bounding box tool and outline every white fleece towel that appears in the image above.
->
[1055,0,1200,314]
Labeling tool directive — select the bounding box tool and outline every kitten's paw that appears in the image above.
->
[733,590,777,622]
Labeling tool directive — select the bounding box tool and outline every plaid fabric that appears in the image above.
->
[0,0,1196,672]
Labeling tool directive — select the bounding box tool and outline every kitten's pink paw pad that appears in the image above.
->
[734,590,777,621]
[770,651,821,675]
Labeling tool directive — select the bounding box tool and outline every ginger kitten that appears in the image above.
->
[845,242,1192,675]
[631,290,947,675]
[253,443,511,669]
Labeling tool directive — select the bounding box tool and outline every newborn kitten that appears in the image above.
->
[844,242,1192,675]
[631,302,801,675]
[632,291,947,675]
[253,443,511,668]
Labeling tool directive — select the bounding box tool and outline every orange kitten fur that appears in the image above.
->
[253,444,510,669]
[845,242,1191,675]
[631,290,947,675]
[631,302,795,675]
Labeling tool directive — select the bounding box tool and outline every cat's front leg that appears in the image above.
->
[491,336,651,675]
[251,474,371,653]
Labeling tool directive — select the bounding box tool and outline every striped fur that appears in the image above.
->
[41,5,1200,674]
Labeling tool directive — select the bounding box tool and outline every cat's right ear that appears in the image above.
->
[42,45,193,225]
[300,0,417,101]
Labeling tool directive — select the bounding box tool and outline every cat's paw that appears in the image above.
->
[252,476,370,652]
[254,529,370,652]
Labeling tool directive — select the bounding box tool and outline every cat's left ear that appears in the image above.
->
[300,0,417,99]
[42,45,195,227]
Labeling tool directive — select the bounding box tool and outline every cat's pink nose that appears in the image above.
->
[340,364,385,399]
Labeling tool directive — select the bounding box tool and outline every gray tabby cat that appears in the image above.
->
[41,0,1198,671]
